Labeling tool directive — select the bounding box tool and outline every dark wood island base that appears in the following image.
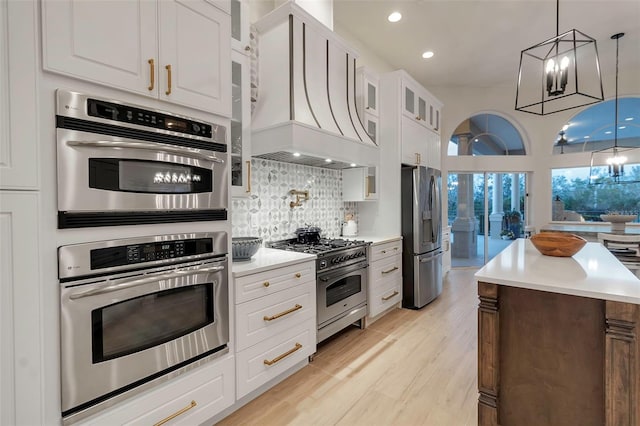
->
[478,281,639,425]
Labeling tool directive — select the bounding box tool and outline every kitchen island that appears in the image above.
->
[475,239,640,426]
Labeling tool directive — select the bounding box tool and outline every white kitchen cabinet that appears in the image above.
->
[0,0,39,190]
[42,0,231,116]
[356,67,379,144]
[402,77,442,134]
[234,260,316,398]
[0,192,43,426]
[77,355,235,426]
[231,50,252,197]
[343,167,378,201]
[382,70,442,169]
[367,238,402,320]
[442,226,451,274]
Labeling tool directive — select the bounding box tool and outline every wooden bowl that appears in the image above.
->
[530,232,587,257]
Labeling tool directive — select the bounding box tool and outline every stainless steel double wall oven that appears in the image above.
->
[56,89,228,228]
[58,232,229,424]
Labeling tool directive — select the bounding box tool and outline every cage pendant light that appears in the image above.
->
[589,33,640,185]
[515,0,604,115]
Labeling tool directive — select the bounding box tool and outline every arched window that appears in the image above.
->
[448,113,525,156]
[551,97,640,222]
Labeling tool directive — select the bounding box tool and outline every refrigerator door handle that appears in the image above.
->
[419,249,443,262]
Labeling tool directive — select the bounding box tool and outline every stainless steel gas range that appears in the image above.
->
[267,230,371,343]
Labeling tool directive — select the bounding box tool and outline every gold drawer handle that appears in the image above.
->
[153,400,197,426]
[382,290,399,301]
[246,160,251,193]
[264,343,302,366]
[381,250,387,254]
[294,272,301,278]
[263,281,270,287]
[382,266,399,275]
[263,304,302,321]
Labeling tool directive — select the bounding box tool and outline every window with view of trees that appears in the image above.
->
[552,97,640,222]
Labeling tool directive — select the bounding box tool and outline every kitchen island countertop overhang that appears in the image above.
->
[475,238,640,304]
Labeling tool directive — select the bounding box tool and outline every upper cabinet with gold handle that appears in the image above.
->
[42,0,231,116]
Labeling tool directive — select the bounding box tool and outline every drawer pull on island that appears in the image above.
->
[294,272,301,278]
[382,266,399,275]
[263,343,303,366]
[263,281,270,287]
[263,304,302,321]
[382,291,399,301]
[153,400,197,426]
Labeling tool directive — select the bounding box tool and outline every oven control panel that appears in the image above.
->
[91,238,213,270]
[317,246,368,272]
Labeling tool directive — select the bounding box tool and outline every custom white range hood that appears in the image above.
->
[251,2,379,169]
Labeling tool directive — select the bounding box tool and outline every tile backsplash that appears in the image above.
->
[231,158,358,242]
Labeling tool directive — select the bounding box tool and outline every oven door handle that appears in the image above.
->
[66,140,225,163]
[69,265,225,300]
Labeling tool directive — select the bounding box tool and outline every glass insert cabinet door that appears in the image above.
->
[231,50,251,197]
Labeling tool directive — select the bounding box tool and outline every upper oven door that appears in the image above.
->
[59,257,229,414]
[57,127,228,213]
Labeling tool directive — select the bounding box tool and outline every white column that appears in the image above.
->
[489,173,504,238]
[451,134,477,258]
[511,173,520,212]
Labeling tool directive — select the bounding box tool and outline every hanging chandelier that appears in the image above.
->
[555,130,568,153]
[589,33,640,185]
[515,0,604,115]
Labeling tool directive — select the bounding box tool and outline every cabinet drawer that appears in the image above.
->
[236,280,315,351]
[370,239,402,262]
[236,323,315,399]
[81,355,235,426]
[235,261,315,304]
[369,254,402,318]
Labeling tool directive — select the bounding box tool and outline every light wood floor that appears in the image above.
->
[217,269,479,426]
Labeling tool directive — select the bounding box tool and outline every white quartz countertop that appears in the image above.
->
[475,239,640,305]
[232,247,316,277]
[355,235,402,245]
[541,223,640,235]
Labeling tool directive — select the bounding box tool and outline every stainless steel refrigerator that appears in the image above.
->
[401,165,443,309]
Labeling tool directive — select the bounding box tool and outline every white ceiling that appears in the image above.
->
[333,0,640,91]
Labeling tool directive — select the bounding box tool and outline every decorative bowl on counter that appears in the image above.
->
[530,232,587,257]
[232,237,262,261]
[600,214,637,233]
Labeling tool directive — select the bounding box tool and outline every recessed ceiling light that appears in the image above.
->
[619,126,626,129]
[293,152,301,157]
[422,51,434,59]
[325,158,332,163]
[584,135,590,139]
[562,124,570,131]
[605,131,613,134]
[625,117,634,121]
[387,12,402,22]
[350,163,357,167]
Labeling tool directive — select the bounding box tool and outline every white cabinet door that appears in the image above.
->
[401,116,427,166]
[0,192,43,426]
[343,167,378,201]
[158,0,231,116]
[42,0,158,98]
[230,0,251,54]
[1,0,39,189]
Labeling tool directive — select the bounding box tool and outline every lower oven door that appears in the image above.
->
[60,257,229,418]
[317,263,368,328]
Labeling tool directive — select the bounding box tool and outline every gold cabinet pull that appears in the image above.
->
[263,304,302,321]
[382,290,399,301]
[148,59,155,91]
[153,400,197,426]
[382,266,399,275]
[381,249,387,254]
[263,343,302,366]
[246,160,251,193]
[165,64,172,95]
[416,153,421,164]
[263,281,270,287]
[294,272,301,278]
